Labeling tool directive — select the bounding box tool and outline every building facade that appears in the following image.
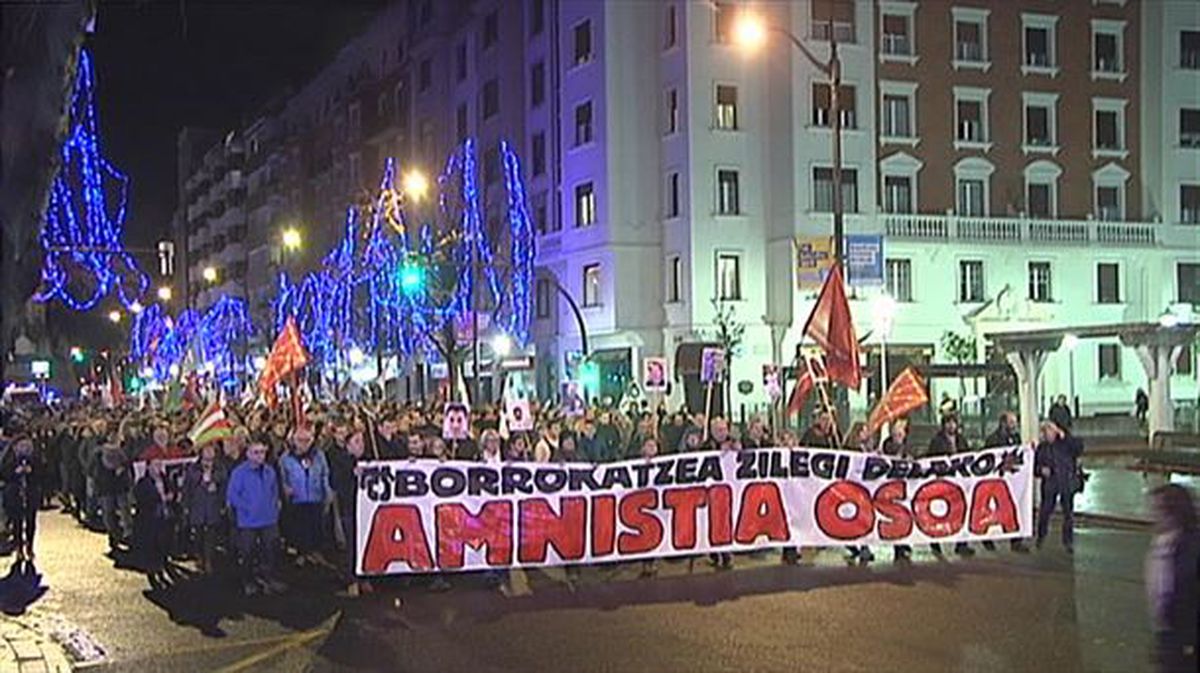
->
[173,0,1200,418]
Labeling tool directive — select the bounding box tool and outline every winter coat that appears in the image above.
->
[95,445,132,496]
[278,449,331,505]
[226,461,281,529]
[182,460,227,527]
[1,452,42,515]
[1035,434,1084,492]
[926,431,971,457]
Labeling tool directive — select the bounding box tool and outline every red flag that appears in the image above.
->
[259,317,310,403]
[867,366,929,435]
[786,356,827,416]
[802,263,861,390]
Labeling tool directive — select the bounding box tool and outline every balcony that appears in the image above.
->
[883,213,1157,247]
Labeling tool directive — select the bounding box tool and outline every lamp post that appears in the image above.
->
[870,292,898,445]
[1062,333,1079,416]
[736,11,845,270]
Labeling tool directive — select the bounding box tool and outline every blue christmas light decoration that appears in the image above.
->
[198,295,253,389]
[36,49,148,311]
[500,140,537,346]
[130,303,168,363]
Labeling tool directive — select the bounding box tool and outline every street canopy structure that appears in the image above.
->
[988,322,1198,443]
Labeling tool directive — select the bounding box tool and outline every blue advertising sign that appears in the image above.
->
[845,234,884,287]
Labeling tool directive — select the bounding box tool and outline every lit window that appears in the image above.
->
[575,182,596,227]
[716,254,742,301]
[959,260,985,303]
[715,85,738,130]
[716,169,740,215]
[813,167,859,213]
[583,264,601,306]
[1182,184,1200,224]
[574,101,593,146]
[886,259,913,303]
[1028,261,1053,303]
[812,83,857,129]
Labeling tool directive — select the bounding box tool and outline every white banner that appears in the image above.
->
[355,446,1033,576]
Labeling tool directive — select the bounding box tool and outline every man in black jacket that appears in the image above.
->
[927,415,975,556]
[982,411,1030,552]
[1035,420,1084,554]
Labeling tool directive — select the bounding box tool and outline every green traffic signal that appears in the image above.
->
[399,259,426,296]
[70,346,85,363]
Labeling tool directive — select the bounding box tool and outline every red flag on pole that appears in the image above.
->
[786,356,827,416]
[259,317,310,408]
[866,366,929,435]
[802,263,861,390]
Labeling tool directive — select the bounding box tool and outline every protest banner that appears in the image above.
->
[355,445,1033,576]
[642,357,669,392]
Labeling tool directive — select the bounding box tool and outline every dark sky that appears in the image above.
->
[87,0,384,247]
[42,1,382,351]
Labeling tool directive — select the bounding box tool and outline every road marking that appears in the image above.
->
[214,613,340,673]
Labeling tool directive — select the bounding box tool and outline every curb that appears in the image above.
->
[1075,511,1152,529]
[0,615,73,673]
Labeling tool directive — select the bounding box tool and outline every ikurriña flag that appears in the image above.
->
[786,355,827,416]
[802,262,861,390]
[866,366,930,435]
[188,400,232,447]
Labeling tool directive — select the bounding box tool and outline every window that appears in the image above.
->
[531,132,546,176]
[716,254,742,301]
[666,171,680,218]
[1097,263,1120,303]
[1181,109,1200,147]
[886,258,913,302]
[1099,344,1121,380]
[664,88,679,134]
[456,41,467,81]
[667,256,681,302]
[1182,31,1200,69]
[583,264,601,307]
[715,84,739,130]
[881,12,913,57]
[881,93,912,138]
[483,147,500,186]
[664,4,677,49]
[456,103,468,141]
[531,61,546,108]
[574,101,593,146]
[952,8,989,66]
[811,0,855,43]
[536,278,551,318]
[1092,19,1125,76]
[714,3,736,43]
[1027,183,1052,217]
[1180,263,1200,304]
[532,191,551,234]
[813,167,859,213]
[959,260,985,303]
[531,0,545,35]
[482,11,499,49]
[574,20,592,65]
[1176,344,1194,377]
[1093,98,1127,155]
[882,176,913,214]
[812,83,857,129]
[481,78,499,120]
[1182,185,1200,224]
[717,169,740,215]
[957,178,986,216]
[954,87,990,146]
[1028,262,1053,303]
[575,182,596,227]
[419,58,432,91]
[1021,14,1058,73]
[1022,93,1058,152]
[1096,186,1122,221]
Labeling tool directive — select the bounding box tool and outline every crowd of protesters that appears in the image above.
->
[0,392,1194,668]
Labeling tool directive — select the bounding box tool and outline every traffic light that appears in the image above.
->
[398,258,426,296]
[70,346,85,363]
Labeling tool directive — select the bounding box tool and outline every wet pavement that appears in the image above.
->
[1077,459,1200,523]
[0,508,1163,673]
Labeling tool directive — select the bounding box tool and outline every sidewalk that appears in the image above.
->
[0,615,72,673]
[1074,465,1200,525]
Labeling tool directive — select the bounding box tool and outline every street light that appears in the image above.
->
[129,300,144,314]
[492,333,513,358]
[107,310,121,324]
[735,11,846,270]
[202,266,218,284]
[1062,333,1079,417]
[157,286,173,302]
[282,227,303,252]
[402,169,429,202]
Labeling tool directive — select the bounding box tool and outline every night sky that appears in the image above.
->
[45,1,382,350]
[87,0,384,248]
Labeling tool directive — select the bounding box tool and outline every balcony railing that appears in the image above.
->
[883,213,1157,247]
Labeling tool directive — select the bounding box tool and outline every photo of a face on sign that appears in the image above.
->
[507,398,534,432]
[442,402,470,440]
[700,347,726,384]
[642,357,668,392]
[561,382,585,417]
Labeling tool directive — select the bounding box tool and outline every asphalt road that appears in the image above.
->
[12,510,1156,673]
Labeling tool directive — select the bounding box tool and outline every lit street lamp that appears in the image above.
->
[157,285,173,302]
[282,227,303,252]
[492,333,513,358]
[402,169,430,202]
[1061,333,1079,415]
[107,310,121,324]
[202,266,219,284]
[735,11,846,269]
[129,300,144,314]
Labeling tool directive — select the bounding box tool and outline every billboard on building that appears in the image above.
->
[795,235,834,291]
[845,234,884,287]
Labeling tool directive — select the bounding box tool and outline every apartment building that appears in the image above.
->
[173,0,1199,415]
